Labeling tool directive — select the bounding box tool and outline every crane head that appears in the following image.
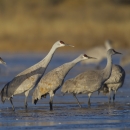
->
[108,49,122,55]
[0,57,6,65]
[55,40,74,48]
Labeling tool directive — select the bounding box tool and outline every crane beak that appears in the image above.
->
[64,43,74,47]
[88,56,97,59]
[115,51,122,55]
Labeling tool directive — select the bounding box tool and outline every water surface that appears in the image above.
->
[0,52,130,130]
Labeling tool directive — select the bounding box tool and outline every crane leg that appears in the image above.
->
[10,97,15,111]
[88,93,92,106]
[25,90,30,110]
[113,90,116,102]
[49,91,54,111]
[73,94,82,108]
[108,88,111,103]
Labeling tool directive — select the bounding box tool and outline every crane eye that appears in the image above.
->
[84,54,88,57]
[60,41,65,44]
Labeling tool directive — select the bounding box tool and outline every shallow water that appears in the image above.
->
[0,52,130,129]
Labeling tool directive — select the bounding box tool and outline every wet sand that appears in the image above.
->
[0,52,130,129]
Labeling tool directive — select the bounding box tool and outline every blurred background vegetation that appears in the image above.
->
[0,0,130,52]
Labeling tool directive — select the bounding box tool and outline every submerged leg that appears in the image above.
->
[88,93,92,106]
[25,90,30,110]
[73,94,82,108]
[113,90,116,102]
[49,91,54,111]
[10,97,15,111]
[108,88,111,103]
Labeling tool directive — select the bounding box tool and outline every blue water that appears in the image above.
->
[0,52,130,130]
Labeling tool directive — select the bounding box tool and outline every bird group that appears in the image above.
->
[0,40,126,111]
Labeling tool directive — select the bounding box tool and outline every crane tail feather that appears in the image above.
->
[1,88,6,103]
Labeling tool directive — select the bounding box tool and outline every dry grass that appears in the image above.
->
[0,0,130,52]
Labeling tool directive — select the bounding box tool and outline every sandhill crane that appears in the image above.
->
[1,40,74,111]
[61,49,121,107]
[81,40,112,67]
[98,64,125,102]
[32,54,96,111]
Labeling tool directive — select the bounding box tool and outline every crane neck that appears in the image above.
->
[17,44,58,77]
[44,45,57,60]
[102,52,113,81]
[71,56,83,65]
[40,45,57,65]
[59,56,83,79]
[68,58,80,68]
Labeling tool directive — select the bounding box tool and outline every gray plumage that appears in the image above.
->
[98,64,125,102]
[81,40,112,67]
[61,49,121,107]
[1,40,74,111]
[32,54,95,111]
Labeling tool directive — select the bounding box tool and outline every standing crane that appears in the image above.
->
[32,54,96,111]
[98,64,125,102]
[1,41,74,111]
[97,43,126,103]
[61,49,121,107]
